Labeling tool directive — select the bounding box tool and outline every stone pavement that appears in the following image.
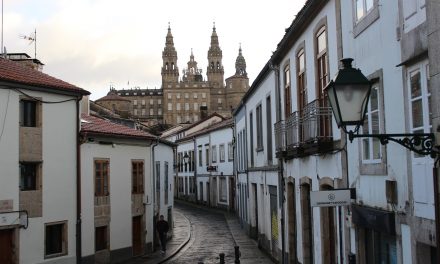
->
[124,207,191,264]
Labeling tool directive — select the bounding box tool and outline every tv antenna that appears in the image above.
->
[20,29,37,59]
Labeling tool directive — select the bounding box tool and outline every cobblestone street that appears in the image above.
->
[127,201,274,264]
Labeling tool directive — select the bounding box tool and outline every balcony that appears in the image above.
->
[275,99,335,159]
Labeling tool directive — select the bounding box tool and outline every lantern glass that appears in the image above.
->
[183,153,189,164]
[333,83,371,126]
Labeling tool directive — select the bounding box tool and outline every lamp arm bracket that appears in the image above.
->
[348,132,438,158]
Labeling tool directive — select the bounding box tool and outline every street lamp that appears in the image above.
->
[325,58,440,263]
[325,58,438,157]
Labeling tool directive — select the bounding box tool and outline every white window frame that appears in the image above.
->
[212,145,217,163]
[168,103,172,111]
[361,84,382,164]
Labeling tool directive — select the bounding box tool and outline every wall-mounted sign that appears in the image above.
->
[310,189,351,207]
[207,165,217,172]
[0,200,13,212]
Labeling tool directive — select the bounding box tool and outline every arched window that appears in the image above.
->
[217,62,220,69]
[165,62,169,70]
[172,62,175,70]
[211,62,214,69]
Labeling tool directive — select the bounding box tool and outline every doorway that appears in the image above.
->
[287,181,297,263]
[206,182,210,206]
[252,183,259,239]
[229,177,235,212]
[0,228,15,264]
[132,216,143,256]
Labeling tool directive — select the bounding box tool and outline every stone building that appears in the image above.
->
[97,24,249,127]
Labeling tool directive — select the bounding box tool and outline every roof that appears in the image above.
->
[0,58,89,95]
[177,118,234,142]
[96,92,131,102]
[81,114,155,140]
[160,112,225,139]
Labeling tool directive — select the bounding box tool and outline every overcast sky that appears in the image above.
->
[4,0,306,100]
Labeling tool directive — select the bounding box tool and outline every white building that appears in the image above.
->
[0,58,89,264]
[80,114,174,263]
[175,118,235,210]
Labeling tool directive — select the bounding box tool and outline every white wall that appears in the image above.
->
[80,142,151,257]
[0,87,78,264]
[154,142,174,219]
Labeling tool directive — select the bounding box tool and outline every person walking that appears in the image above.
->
[156,215,169,254]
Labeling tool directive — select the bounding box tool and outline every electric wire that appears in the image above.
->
[0,88,10,143]
[13,88,78,104]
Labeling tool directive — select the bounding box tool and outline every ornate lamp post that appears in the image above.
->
[325,58,440,263]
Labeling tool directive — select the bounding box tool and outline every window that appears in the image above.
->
[185,103,189,111]
[359,70,387,175]
[212,145,217,163]
[284,64,291,118]
[168,103,172,111]
[150,99,154,105]
[297,48,307,114]
[228,142,233,161]
[165,162,169,205]
[266,96,273,163]
[249,112,254,166]
[194,103,199,111]
[202,92,206,99]
[141,109,145,116]
[198,146,203,167]
[409,61,431,157]
[219,177,227,202]
[150,108,154,116]
[356,0,374,21]
[158,99,162,105]
[177,115,181,123]
[256,104,263,151]
[185,93,189,99]
[158,108,162,115]
[132,161,144,194]
[194,93,198,99]
[45,222,67,258]
[141,100,145,105]
[316,25,331,137]
[205,146,210,166]
[95,226,108,251]
[194,114,198,122]
[168,93,172,99]
[134,109,138,116]
[219,144,225,162]
[133,100,137,105]
[202,102,207,107]
[20,99,38,127]
[362,85,381,162]
[177,103,181,111]
[20,162,39,191]
[176,93,181,99]
[218,98,222,104]
[95,160,109,196]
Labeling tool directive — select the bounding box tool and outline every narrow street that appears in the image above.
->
[168,202,274,264]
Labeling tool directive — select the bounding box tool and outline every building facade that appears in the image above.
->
[0,58,89,264]
[98,25,249,128]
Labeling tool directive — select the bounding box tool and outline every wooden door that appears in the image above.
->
[0,229,14,264]
[132,216,143,256]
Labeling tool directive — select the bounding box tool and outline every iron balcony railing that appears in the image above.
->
[274,120,286,152]
[275,99,333,155]
[302,99,333,143]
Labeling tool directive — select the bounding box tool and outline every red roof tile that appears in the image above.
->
[0,58,89,95]
[81,114,155,139]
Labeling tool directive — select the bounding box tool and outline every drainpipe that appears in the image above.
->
[76,97,82,264]
[270,62,286,264]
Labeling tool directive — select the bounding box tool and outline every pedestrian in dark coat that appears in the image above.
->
[156,215,169,253]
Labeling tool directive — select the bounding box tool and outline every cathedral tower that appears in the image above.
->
[162,24,179,84]
[225,44,250,112]
[206,23,224,87]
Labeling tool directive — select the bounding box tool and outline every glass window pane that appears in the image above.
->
[356,0,364,20]
[370,87,378,111]
[371,112,380,134]
[411,99,423,128]
[372,138,381,159]
[366,0,374,11]
[363,139,370,160]
[317,29,327,53]
[410,71,421,98]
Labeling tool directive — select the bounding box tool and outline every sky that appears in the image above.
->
[3,0,307,100]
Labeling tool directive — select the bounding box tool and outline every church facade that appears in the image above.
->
[99,25,249,127]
